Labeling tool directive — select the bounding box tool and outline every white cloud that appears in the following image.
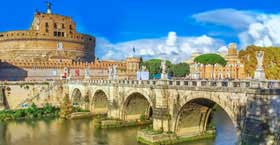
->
[240,15,280,47]
[217,46,228,53]
[96,32,224,63]
[96,9,280,63]
[192,9,257,30]
[193,9,280,48]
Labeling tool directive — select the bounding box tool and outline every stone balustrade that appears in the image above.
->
[68,79,280,89]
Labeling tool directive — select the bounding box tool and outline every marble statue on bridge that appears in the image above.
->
[192,63,200,80]
[113,65,118,80]
[108,65,118,80]
[108,66,113,80]
[254,51,266,80]
[84,66,91,80]
[160,60,168,80]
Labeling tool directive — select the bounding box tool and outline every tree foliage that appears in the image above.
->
[194,53,227,79]
[239,45,280,80]
[142,59,190,78]
[194,53,227,66]
[0,103,60,121]
[170,63,190,77]
[143,59,172,77]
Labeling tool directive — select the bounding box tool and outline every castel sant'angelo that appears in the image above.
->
[0,3,140,81]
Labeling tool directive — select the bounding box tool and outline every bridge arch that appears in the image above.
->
[173,96,238,137]
[90,89,109,115]
[71,88,82,106]
[121,92,154,121]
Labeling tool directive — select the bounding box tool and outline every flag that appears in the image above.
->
[133,47,136,53]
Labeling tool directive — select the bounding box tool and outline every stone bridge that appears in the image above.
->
[64,79,280,142]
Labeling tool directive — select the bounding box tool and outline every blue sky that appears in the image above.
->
[1,0,280,62]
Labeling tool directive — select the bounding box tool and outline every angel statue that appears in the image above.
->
[161,60,167,74]
[113,65,118,80]
[256,51,264,69]
[160,60,168,80]
[108,66,113,80]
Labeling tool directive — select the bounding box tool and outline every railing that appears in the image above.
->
[68,79,280,89]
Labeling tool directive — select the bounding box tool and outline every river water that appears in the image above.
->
[0,107,237,145]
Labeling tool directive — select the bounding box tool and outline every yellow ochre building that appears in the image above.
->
[188,43,246,80]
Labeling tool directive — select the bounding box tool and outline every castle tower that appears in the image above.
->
[0,3,96,62]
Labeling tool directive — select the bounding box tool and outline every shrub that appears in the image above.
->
[0,103,59,121]
[140,114,146,121]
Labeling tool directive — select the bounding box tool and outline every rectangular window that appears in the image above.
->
[58,32,61,37]
[45,22,48,27]
[62,32,65,37]
[54,23,57,29]
[46,29,49,33]
[69,25,72,30]
[54,31,58,36]
[62,24,65,29]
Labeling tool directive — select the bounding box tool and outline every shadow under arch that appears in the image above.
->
[121,92,153,121]
[71,88,82,106]
[174,98,238,139]
[90,89,109,115]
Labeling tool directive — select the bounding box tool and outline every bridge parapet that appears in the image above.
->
[67,79,280,89]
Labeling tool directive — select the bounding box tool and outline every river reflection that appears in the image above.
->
[213,107,238,145]
[0,107,237,145]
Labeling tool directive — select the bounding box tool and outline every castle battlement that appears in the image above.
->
[0,5,95,62]
[0,31,94,44]
[0,59,127,70]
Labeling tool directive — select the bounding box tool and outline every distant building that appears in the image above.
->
[0,3,140,81]
[188,43,246,80]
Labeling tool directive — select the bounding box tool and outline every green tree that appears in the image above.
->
[143,59,172,78]
[170,63,190,77]
[194,53,227,79]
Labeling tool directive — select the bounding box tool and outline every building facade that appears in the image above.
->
[188,43,246,80]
